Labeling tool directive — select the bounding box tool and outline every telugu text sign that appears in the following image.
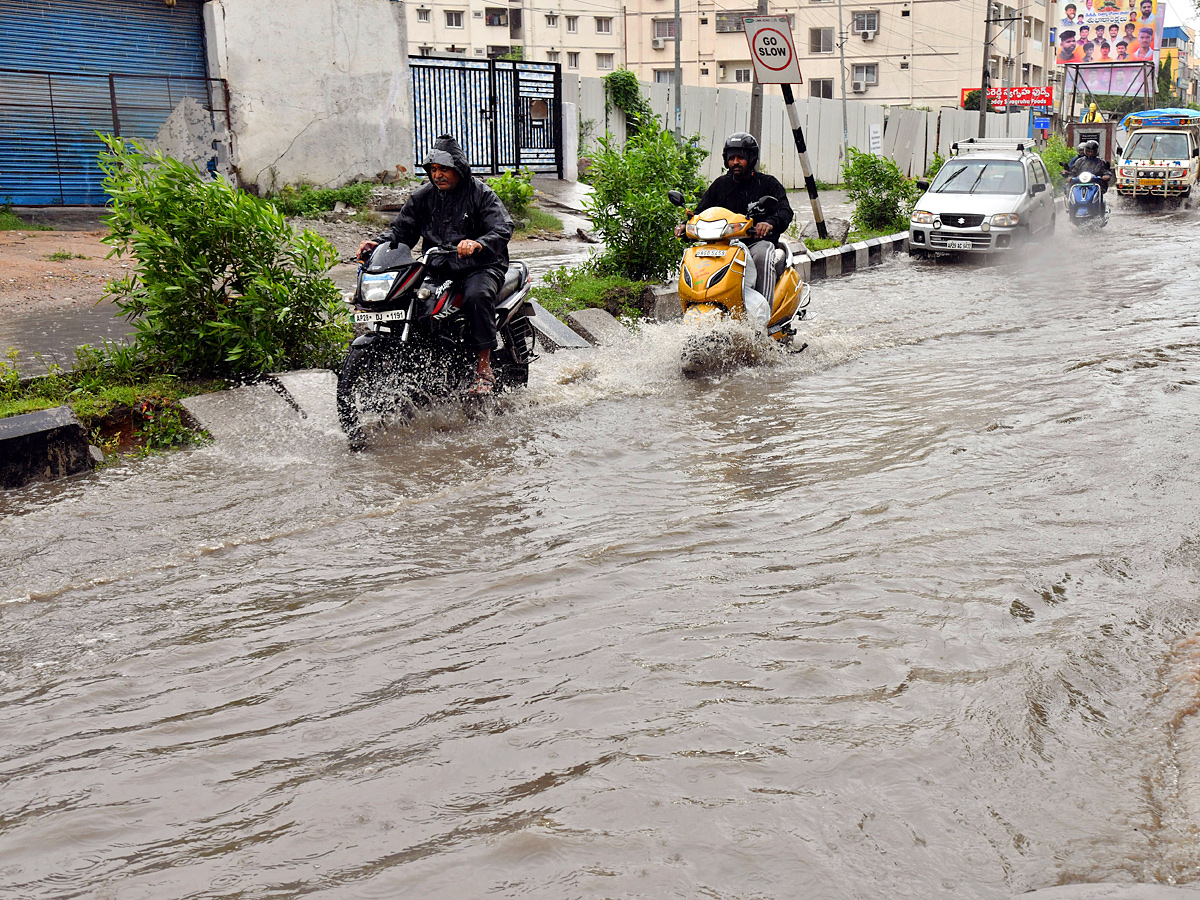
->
[959,86,1055,109]
[742,17,803,85]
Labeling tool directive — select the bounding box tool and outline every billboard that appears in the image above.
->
[1054,0,1165,80]
[960,86,1054,109]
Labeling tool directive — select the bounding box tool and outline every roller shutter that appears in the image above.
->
[0,0,208,205]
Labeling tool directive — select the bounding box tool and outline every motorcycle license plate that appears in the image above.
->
[354,309,407,324]
[1138,178,1163,186]
[946,240,974,251]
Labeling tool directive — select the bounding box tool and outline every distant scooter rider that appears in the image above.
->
[675,132,794,306]
[1062,139,1113,210]
[358,134,513,396]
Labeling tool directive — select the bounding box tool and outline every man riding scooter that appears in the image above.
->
[675,133,793,309]
[1062,140,1113,212]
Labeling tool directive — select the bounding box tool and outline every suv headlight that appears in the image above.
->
[990,213,1020,227]
[910,210,935,225]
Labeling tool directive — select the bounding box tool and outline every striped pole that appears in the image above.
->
[780,83,828,240]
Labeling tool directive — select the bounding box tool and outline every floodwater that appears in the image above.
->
[4,202,1200,899]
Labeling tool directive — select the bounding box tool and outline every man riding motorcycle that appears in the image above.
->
[675,133,794,304]
[358,134,513,396]
[1062,139,1113,210]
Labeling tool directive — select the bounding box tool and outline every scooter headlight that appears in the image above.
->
[694,218,730,241]
[910,210,935,225]
[990,213,1020,227]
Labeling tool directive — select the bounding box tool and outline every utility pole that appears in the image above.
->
[748,0,769,140]
[978,2,993,138]
[837,0,849,161]
[674,0,682,139]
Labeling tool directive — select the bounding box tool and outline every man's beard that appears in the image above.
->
[728,162,747,178]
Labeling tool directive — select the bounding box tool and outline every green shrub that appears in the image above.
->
[1035,133,1075,188]
[487,168,535,218]
[531,264,651,319]
[604,69,657,135]
[268,181,374,217]
[99,136,350,379]
[925,152,946,179]
[841,147,920,234]
[583,115,706,282]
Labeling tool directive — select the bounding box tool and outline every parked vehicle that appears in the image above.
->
[1064,171,1109,228]
[337,242,536,449]
[668,191,811,376]
[909,138,1055,258]
[1114,109,1200,202]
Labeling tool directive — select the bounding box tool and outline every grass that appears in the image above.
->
[0,344,219,458]
[530,264,651,320]
[267,181,376,217]
[0,203,50,231]
[514,207,564,238]
[45,250,88,261]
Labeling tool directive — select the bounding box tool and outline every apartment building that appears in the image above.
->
[405,0,626,77]
[1162,25,1197,104]
[622,0,1053,108]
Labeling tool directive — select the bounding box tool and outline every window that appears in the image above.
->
[901,7,910,15]
[566,16,577,33]
[735,67,753,82]
[853,62,878,84]
[716,11,755,33]
[597,52,614,69]
[485,7,507,26]
[546,13,558,26]
[416,8,430,22]
[852,11,879,32]
[654,19,676,39]
[1163,37,1178,48]
[809,78,834,98]
[1032,158,1049,186]
[809,27,834,53]
[596,17,612,34]
[445,10,463,27]
[487,45,511,58]
[567,51,579,68]
[900,60,909,69]
[547,50,560,62]
[655,69,674,83]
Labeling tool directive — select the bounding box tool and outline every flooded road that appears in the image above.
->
[4,202,1200,899]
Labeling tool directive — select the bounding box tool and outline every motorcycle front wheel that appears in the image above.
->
[336,345,418,451]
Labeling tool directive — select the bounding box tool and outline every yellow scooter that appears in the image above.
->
[668,191,810,375]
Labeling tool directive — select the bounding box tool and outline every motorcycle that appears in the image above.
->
[668,190,811,376]
[337,242,537,449]
[1064,170,1109,228]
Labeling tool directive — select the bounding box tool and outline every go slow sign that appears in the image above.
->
[743,16,803,85]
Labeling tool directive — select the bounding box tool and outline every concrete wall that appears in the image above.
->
[204,0,414,192]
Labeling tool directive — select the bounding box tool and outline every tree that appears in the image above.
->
[963,90,981,111]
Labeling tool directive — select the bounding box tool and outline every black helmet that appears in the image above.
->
[722,132,760,171]
[1083,139,1099,155]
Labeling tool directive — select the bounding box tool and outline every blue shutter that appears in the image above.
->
[0,0,208,205]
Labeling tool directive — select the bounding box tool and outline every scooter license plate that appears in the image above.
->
[354,309,406,324]
[1138,178,1163,186]
[694,248,725,257]
[945,240,974,251]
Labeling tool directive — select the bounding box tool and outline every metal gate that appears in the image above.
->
[411,57,563,178]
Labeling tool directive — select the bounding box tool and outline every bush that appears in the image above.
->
[267,181,374,217]
[487,168,535,219]
[604,69,656,135]
[925,152,946,179]
[531,264,652,319]
[583,116,707,282]
[841,147,920,234]
[99,136,350,378]
[1036,133,1075,188]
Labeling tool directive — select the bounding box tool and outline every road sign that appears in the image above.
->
[743,17,803,84]
[1034,117,1051,129]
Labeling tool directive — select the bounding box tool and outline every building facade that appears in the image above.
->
[1161,25,1197,104]
[405,0,627,78]
[619,0,1053,108]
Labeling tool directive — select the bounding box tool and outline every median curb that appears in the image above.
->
[0,406,96,490]
[798,232,909,282]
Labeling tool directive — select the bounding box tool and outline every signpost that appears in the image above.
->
[742,16,827,239]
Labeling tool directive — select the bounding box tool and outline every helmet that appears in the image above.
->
[1083,139,1100,155]
[722,132,760,171]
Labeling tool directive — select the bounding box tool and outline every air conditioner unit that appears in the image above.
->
[652,37,666,49]
[852,80,867,92]
[861,29,876,40]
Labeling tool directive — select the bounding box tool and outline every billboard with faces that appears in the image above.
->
[1055,0,1165,79]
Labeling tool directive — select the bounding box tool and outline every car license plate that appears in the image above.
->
[946,240,974,251]
[354,309,406,324]
[1138,178,1163,186]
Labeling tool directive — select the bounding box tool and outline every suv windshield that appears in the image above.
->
[1124,132,1191,160]
[930,159,1027,194]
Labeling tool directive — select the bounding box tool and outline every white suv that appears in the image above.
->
[909,139,1056,257]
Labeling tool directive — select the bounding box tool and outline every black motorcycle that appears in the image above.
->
[337,243,537,449]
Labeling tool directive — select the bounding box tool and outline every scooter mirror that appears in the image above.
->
[747,195,779,218]
[667,190,685,207]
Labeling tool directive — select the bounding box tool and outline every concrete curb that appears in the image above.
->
[797,232,909,283]
[0,406,95,490]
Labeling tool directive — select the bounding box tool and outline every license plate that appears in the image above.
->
[354,309,406,324]
[694,248,725,257]
[1138,178,1163,186]
[946,240,974,250]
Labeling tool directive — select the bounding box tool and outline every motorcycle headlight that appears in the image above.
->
[990,213,1020,227]
[361,272,398,304]
[911,210,935,225]
[694,219,730,241]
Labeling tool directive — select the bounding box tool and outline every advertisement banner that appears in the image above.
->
[1055,0,1165,71]
[959,86,1054,109]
